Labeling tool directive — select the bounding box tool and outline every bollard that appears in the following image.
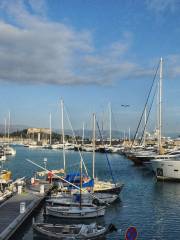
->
[40,184,44,194]
[20,202,26,214]
[18,185,22,194]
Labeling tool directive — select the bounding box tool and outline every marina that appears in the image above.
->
[0,145,179,239]
[0,1,179,239]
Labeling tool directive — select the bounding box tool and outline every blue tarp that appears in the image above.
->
[67,178,94,189]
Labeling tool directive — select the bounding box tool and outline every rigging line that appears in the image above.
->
[111,109,121,135]
[96,120,116,185]
[64,105,89,177]
[131,60,160,148]
[140,81,158,145]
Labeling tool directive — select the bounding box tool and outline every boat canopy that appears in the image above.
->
[65,173,94,189]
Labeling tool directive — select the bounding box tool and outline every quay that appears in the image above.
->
[0,181,52,240]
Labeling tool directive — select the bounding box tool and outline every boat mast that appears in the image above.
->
[49,113,52,145]
[4,118,6,141]
[143,107,147,146]
[82,122,84,145]
[7,111,10,146]
[158,57,163,154]
[109,102,112,146]
[61,99,66,173]
[92,113,96,179]
[80,144,83,210]
[128,127,131,144]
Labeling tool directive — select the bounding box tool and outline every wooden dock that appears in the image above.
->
[0,181,51,240]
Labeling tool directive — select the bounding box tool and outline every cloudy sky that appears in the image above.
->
[0,0,180,135]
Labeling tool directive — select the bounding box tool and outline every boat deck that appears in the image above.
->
[0,181,51,240]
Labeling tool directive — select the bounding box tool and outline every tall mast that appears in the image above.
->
[4,118,7,141]
[49,113,52,145]
[92,113,96,179]
[128,127,131,144]
[7,111,10,145]
[143,107,147,146]
[61,99,66,172]
[80,148,82,210]
[82,122,84,145]
[158,57,163,154]
[109,102,112,146]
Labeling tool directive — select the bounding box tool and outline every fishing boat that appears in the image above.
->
[33,222,117,239]
[45,205,106,219]
[46,191,118,206]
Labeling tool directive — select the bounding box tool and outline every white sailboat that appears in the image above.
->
[45,148,106,218]
[92,113,124,195]
[3,111,16,156]
[150,58,180,180]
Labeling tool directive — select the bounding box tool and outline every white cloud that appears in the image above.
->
[146,0,179,13]
[0,0,178,86]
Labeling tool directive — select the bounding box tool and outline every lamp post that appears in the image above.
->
[121,104,130,143]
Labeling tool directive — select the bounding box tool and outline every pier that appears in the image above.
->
[0,181,51,240]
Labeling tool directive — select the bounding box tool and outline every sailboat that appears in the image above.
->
[150,58,180,180]
[92,113,124,195]
[26,159,116,238]
[45,144,106,219]
[3,112,16,156]
[126,58,170,165]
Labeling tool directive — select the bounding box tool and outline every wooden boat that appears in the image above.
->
[93,180,123,194]
[33,222,116,239]
[45,205,106,219]
[46,192,118,206]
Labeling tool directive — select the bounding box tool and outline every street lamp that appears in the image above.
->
[121,104,130,142]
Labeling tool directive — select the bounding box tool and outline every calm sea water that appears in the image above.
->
[3,145,180,239]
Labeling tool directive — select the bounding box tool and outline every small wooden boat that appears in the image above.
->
[46,192,118,206]
[45,205,106,219]
[33,222,117,239]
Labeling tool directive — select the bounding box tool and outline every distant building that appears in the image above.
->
[27,128,50,143]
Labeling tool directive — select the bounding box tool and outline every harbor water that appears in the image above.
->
[3,145,180,239]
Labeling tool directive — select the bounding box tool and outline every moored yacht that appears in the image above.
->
[151,158,180,181]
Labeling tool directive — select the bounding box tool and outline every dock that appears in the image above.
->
[0,181,52,240]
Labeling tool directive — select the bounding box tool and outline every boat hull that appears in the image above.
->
[151,159,180,181]
[94,182,124,195]
[45,206,106,219]
[33,223,107,239]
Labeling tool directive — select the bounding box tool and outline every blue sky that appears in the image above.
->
[0,0,180,135]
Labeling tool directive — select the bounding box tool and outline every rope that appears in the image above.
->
[96,120,116,185]
[131,60,160,148]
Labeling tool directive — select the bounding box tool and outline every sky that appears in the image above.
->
[0,0,180,135]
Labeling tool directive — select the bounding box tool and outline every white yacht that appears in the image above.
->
[151,158,180,180]
[4,146,16,156]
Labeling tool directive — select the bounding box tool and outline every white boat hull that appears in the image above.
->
[151,159,180,180]
[46,206,106,219]
[33,223,107,239]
